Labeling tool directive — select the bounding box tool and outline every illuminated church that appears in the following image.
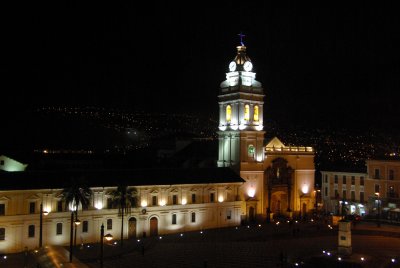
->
[0,41,315,254]
[218,42,315,222]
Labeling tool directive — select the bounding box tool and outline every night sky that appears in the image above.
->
[4,4,400,130]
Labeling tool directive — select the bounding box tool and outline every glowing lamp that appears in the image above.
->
[43,210,49,216]
[104,233,113,241]
[255,125,264,131]
[141,200,147,207]
[74,219,81,226]
[95,202,103,210]
[247,187,255,198]
[230,124,238,130]
[218,126,227,131]
[239,124,246,130]
[218,196,224,203]
[181,198,187,205]
[159,200,166,206]
[301,184,309,194]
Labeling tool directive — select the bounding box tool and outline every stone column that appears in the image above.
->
[338,220,352,256]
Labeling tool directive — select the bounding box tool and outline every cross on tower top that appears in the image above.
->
[238,33,245,46]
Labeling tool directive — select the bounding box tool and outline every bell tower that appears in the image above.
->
[217,39,265,171]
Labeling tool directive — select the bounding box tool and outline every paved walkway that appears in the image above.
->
[3,221,400,267]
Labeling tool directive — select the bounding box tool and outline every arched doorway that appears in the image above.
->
[128,217,137,239]
[150,217,158,236]
[302,203,307,218]
[248,207,255,223]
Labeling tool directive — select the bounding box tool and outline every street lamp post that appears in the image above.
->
[375,192,381,227]
[69,211,74,262]
[74,215,81,249]
[39,203,43,248]
[100,224,113,268]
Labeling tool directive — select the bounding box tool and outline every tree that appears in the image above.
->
[61,179,93,249]
[110,184,138,247]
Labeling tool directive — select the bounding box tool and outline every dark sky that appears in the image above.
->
[4,4,400,130]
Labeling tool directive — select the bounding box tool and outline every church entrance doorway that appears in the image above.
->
[150,217,158,236]
[248,206,255,223]
[128,217,137,239]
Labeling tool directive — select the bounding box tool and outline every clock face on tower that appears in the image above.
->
[229,61,236,72]
[243,61,253,72]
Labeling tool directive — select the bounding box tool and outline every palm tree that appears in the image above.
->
[61,179,93,250]
[110,184,138,247]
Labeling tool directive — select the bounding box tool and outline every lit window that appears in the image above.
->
[191,212,196,223]
[28,225,35,238]
[56,223,62,235]
[82,221,88,233]
[253,105,259,121]
[244,105,250,121]
[248,145,255,159]
[210,193,215,203]
[29,202,36,214]
[0,228,5,240]
[0,204,5,216]
[152,196,158,206]
[227,210,232,220]
[226,105,231,122]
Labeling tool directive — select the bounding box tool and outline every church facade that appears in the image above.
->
[218,44,315,222]
[0,42,315,254]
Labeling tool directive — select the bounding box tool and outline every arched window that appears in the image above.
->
[244,105,250,121]
[248,144,255,159]
[107,219,112,230]
[226,105,232,122]
[253,105,259,121]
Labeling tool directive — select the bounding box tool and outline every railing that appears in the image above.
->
[265,146,313,153]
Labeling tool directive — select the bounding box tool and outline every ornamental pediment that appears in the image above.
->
[26,194,40,200]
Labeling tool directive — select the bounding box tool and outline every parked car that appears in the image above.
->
[345,214,361,222]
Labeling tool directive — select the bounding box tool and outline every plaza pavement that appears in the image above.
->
[3,220,400,267]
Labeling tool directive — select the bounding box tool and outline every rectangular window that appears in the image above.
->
[152,196,157,206]
[210,193,215,203]
[28,225,35,238]
[56,223,62,235]
[29,202,36,214]
[227,210,232,220]
[342,190,347,200]
[389,170,394,180]
[360,192,364,203]
[172,195,177,205]
[360,177,364,186]
[335,190,339,199]
[351,176,355,185]
[107,198,113,209]
[375,184,380,194]
[57,201,63,212]
[191,212,196,223]
[82,221,88,233]
[374,169,380,179]
[107,219,112,230]
[324,187,328,197]
[324,175,328,183]
[0,228,5,240]
[351,191,355,202]
[191,193,196,204]
[343,176,346,184]
[172,214,177,225]
[0,204,5,216]
[334,175,338,184]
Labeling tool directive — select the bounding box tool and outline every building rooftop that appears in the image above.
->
[0,167,244,190]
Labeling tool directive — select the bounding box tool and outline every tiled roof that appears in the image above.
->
[0,167,244,190]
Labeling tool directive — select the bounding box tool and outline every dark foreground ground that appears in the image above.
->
[3,220,400,268]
